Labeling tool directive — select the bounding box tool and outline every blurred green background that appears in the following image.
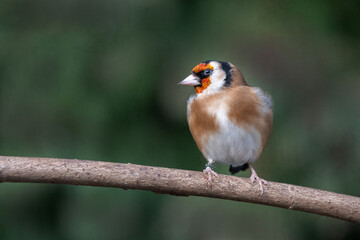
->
[1,0,359,239]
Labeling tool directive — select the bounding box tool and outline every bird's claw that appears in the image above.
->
[203,166,219,184]
[250,172,267,195]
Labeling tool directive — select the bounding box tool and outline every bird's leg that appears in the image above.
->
[248,163,267,195]
[203,159,219,183]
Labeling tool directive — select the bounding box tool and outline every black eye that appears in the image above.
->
[203,69,212,76]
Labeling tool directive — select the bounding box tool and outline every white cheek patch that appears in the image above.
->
[200,61,226,96]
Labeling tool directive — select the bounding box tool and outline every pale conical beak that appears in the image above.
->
[178,74,201,86]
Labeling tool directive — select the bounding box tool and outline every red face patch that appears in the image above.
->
[192,63,214,74]
[192,62,214,94]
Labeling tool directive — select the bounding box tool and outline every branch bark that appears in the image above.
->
[0,156,359,224]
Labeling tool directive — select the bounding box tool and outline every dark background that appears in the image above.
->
[1,0,359,239]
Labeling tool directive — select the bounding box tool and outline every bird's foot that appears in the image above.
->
[250,172,267,195]
[249,163,267,195]
[203,166,219,184]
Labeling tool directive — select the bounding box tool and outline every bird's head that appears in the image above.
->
[178,60,247,94]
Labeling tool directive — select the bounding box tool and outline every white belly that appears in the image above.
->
[202,105,262,166]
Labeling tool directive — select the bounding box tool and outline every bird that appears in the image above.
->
[178,60,273,195]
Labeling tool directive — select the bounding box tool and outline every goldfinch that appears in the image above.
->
[178,60,273,194]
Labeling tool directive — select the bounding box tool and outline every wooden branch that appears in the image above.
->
[1,156,359,224]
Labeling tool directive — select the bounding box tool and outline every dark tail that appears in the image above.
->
[229,163,249,174]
